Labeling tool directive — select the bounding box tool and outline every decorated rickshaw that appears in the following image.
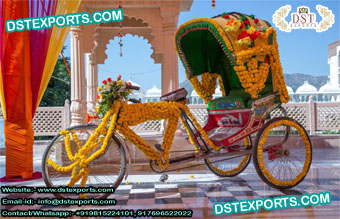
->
[175,12,312,188]
[42,12,312,199]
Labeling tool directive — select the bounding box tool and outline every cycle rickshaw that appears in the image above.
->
[42,12,312,199]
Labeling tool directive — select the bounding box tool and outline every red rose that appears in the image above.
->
[102,80,107,85]
[107,77,112,82]
[238,30,248,40]
[250,31,261,41]
[117,75,122,80]
[96,95,100,99]
[254,18,259,23]
[128,82,132,86]
[244,20,250,25]
[223,14,230,19]
[240,23,245,29]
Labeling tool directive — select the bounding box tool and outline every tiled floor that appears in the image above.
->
[1,148,340,218]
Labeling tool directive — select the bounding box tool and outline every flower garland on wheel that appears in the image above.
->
[256,119,312,186]
[47,75,131,198]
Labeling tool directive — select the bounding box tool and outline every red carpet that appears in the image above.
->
[0,172,42,182]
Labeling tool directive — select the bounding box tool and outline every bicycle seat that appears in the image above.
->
[160,88,188,102]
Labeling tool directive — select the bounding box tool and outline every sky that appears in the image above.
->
[63,0,340,91]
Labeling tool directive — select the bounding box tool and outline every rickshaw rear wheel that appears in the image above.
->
[204,137,252,177]
[253,117,312,189]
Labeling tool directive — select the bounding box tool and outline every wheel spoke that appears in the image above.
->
[255,118,311,188]
[42,126,125,199]
[206,138,251,177]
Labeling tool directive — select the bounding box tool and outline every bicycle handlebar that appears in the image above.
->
[128,98,141,104]
[126,85,140,91]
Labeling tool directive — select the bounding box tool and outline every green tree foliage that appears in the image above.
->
[39,47,71,107]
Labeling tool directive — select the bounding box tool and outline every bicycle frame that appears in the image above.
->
[162,108,252,168]
[100,93,282,171]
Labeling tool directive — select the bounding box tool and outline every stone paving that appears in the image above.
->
[0,148,339,218]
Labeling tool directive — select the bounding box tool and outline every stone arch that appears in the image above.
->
[92,15,162,65]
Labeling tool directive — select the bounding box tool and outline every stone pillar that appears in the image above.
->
[308,96,316,135]
[70,26,86,126]
[86,53,98,117]
[161,8,179,95]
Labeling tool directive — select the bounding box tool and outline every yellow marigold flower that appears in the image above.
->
[99,137,105,144]
[246,26,256,34]
[236,37,251,46]
[97,87,102,92]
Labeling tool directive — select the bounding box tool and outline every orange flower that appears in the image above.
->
[226,18,235,26]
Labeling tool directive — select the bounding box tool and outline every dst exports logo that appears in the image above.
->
[273,5,334,32]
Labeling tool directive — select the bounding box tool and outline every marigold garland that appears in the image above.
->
[181,105,220,151]
[47,101,121,198]
[218,75,226,96]
[116,101,185,169]
[233,30,289,103]
[48,98,223,196]
[71,131,81,152]
[257,119,311,186]
[62,130,76,162]
[190,73,218,103]
[176,16,288,103]
[179,116,199,152]
[206,137,250,175]
[234,57,270,99]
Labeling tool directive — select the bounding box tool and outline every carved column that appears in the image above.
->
[70,26,86,126]
[86,53,98,117]
[161,8,179,95]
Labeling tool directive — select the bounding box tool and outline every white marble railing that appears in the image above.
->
[186,98,340,135]
[0,97,339,136]
[0,100,71,137]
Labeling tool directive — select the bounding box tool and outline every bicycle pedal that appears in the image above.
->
[155,144,164,152]
[159,174,168,182]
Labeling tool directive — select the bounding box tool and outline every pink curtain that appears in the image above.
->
[30,0,57,116]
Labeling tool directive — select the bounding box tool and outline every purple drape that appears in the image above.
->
[0,0,4,78]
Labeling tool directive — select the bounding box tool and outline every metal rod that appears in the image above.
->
[162,154,248,173]
[168,149,252,166]
[180,109,202,150]
[181,109,209,151]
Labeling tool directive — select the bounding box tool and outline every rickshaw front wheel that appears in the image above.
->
[42,124,126,199]
[253,117,312,189]
[204,137,252,177]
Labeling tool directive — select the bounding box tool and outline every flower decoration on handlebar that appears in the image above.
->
[96,75,132,117]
